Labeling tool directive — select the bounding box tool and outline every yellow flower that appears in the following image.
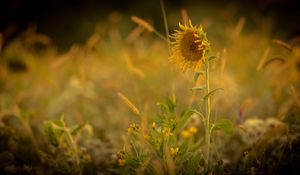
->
[117,150,125,157]
[143,133,150,140]
[162,127,173,137]
[152,122,157,129]
[118,159,126,166]
[127,127,134,134]
[181,126,198,139]
[127,123,139,134]
[169,20,210,72]
[170,146,179,157]
[180,130,191,138]
[188,126,198,134]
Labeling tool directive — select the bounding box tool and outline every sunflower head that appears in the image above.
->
[169,20,210,72]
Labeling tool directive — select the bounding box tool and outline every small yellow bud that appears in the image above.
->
[152,122,156,129]
[127,127,133,134]
[127,123,139,134]
[118,159,126,166]
[162,127,173,137]
[170,147,179,157]
[181,130,191,138]
[188,127,198,134]
[143,133,150,140]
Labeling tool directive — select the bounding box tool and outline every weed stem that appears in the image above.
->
[153,30,168,42]
[65,129,80,168]
[160,0,170,50]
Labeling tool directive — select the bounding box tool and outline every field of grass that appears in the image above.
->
[1,1,300,174]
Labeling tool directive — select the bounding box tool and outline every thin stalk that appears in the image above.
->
[153,30,168,42]
[160,0,170,50]
[205,58,211,172]
[65,129,80,167]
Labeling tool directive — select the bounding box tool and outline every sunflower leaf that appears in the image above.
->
[203,88,223,99]
[208,55,218,61]
[212,118,234,134]
[191,85,206,91]
[193,71,205,82]
[175,109,195,132]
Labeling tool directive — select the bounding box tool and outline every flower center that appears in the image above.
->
[180,31,203,61]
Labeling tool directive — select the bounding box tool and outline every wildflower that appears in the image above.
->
[188,126,198,134]
[127,127,133,134]
[152,122,157,129]
[127,123,139,134]
[180,130,191,138]
[169,20,210,72]
[162,127,173,137]
[155,137,162,145]
[117,149,125,158]
[143,133,150,140]
[170,146,179,157]
[118,159,126,166]
[181,126,198,138]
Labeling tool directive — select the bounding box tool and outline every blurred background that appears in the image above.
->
[1,0,300,51]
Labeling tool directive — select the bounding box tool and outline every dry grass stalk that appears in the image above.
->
[117,92,141,116]
[131,16,154,32]
[256,48,270,71]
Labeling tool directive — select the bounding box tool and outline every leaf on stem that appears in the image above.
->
[52,114,66,128]
[203,88,224,100]
[43,121,64,147]
[212,118,234,134]
[175,110,195,132]
[193,71,204,82]
[70,122,87,136]
[208,55,218,61]
[191,85,206,91]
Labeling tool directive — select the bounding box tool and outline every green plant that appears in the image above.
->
[113,91,234,174]
[111,96,202,174]
[40,115,91,175]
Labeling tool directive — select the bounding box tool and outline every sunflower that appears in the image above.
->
[169,20,210,72]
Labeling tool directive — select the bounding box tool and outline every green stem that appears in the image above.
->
[205,58,211,172]
[153,30,168,42]
[65,129,80,167]
[160,0,170,50]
